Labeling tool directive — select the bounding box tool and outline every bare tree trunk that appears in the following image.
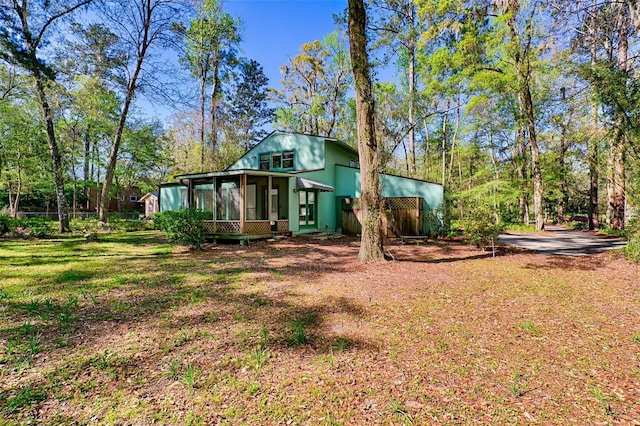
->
[348,0,385,262]
[99,0,153,222]
[34,76,70,232]
[441,100,449,187]
[407,3,416,174]
[557,129,566,223]
[448,94,461,186]
[506,0,543,230]
[523,86,544,231]
[84,125,91,211]
[209,60,221,172]
[99,74,141,222]
[9,0,90,232]
[588,0,599,230]
[515,126,529,225]
[609,1,628,230]
[199,70,207,172]
[9,155,21,218]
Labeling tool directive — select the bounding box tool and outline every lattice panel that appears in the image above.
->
[215,221,242,234]
[277,220,289,232]
[386,197,421,210]
[244,221,271,234]
[203,221,216,233]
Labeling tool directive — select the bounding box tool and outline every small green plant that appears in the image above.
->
[510,370,523,397]
[24,298,40,316]
[182,363,201,390]
[590,387,613,416]
[391,400,413,424]
[290,319,308,345]
[437,338,448,353]
[5,339,17,356]
[332,338,350,352]
[462,203,505,254]
[521,320,540,336]
[96,350,111,369]
[633,333,640,344]
[19,321,35,337]
[253,346,267,371]
[166,360,181,380]
[28,334,41,355]
[39,298,54,320]
[4,386,47,414]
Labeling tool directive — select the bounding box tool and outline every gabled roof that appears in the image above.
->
[224,130,358,172]
[138,192,158,202]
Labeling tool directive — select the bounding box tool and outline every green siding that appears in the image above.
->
[296,169,338,232]
[334,165,444,233]
[159,185,187,212]
[227,132,326,171]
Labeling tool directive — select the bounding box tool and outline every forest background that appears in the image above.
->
[1,0,639,234]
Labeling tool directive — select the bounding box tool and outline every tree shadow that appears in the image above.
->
[523,255,607,271]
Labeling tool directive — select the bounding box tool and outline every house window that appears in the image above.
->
[349,158,357,168]
[129,195,138,203]
[259,153,270,170]
[272,152,282,168]
[282,151,294,169]
[299,190,316,227]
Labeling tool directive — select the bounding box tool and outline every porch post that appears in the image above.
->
[240,174,246,233]
[212,177,217,233]
[268,175,273,223]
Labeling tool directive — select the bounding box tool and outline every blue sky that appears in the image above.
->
[224,0,348,89]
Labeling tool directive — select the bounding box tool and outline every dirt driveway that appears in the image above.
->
[498,224,627,256]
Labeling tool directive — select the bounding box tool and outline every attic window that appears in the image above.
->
[259,153,270,170]
[272,152,282,168]
[282,151,294,169]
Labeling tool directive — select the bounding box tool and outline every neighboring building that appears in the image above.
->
[87,186,143,213]
[159,131,444,237]
[138,192,159,218]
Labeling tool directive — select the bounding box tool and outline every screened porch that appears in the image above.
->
[189,172,291,236]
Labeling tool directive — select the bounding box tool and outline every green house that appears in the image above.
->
[159,131,443,237]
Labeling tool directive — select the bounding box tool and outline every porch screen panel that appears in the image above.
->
[246,176,268,220]
[216,177,241,220]
[194,183,214,216]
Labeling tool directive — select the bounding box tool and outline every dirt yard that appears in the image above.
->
[1,233,639,424]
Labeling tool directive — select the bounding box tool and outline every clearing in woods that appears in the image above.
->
[0,231,638,424]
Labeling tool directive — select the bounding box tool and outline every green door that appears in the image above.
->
[298,190,317,228]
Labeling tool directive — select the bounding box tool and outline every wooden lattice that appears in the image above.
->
[277,220,289,232]
[203,221,216,233]
[214,221,241,234]
[385,197,420,210]
[244,221,271,234]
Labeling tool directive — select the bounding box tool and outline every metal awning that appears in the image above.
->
[296,177,334,192]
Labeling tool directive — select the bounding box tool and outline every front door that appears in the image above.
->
[299,190,316,228]
[270,188,279,221]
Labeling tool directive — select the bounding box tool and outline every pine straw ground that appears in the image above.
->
[0,232,639,425]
